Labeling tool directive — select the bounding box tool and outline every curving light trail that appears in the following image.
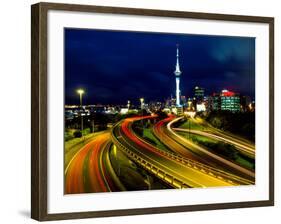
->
[159,116,255,180]
[65,132,120,194]
[173,128,255,158]
[113,116,244,188]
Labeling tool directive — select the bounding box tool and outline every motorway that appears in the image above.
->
[153,116,255,181]
[153,116,211,164]
[111,116,251,188]
[65,115,255,193]
[174,128,255,158]
[65,132,123,194]
[190,117,255,155]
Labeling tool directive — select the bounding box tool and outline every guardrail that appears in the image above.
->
[111,124,192,189]
[102,142,126,191]
[112,118,254,189]
[153,118,254,185]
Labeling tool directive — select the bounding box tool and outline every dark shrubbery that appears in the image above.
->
[204,111,255,142]
[132,123,144,137]
[155,110,168,121]
[73,130,82,138]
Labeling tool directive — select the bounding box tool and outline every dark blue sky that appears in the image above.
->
[65,28,255,105]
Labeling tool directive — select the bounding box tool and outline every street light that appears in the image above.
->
[77,89,84,106]
[140,98,144,127]
[77,89,84,136]
[140,98,144,109]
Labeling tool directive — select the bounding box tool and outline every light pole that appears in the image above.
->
[77,89,84,137]
[140,98,144,128]
[140,98,144,110]
[144,175,152,190]
[188,117,190,139]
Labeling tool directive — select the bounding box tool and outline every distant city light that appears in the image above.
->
[249,103,252,110]
[184,111,196,118]
[171,107,177,114]
[120,108,129,114]
[196,103,206,112]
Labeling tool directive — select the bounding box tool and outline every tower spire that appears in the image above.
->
[174,44,182,107]
[174,44,182,76]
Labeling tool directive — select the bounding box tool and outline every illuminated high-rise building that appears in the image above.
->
[220,89,240,112]
[174,45,182,106]
[194,86,205,102]
[209,89,241,112]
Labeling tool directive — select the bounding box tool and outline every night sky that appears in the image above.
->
[65,28,255,105]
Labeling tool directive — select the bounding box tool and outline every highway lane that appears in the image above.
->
[112,116,242,188]
[173,128,255,158]
[191,117,255,152]
[65,132,122,194]
[163,117,255,180]
[153,116,212,165]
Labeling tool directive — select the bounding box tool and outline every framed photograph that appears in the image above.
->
[31,2,274,221]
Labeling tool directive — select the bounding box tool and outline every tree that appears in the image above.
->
[211,117,222,128]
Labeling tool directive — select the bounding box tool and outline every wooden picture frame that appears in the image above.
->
[31,2,274,221]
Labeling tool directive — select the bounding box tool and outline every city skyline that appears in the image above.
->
[65,28,255,105]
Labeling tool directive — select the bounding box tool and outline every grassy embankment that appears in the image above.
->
[179,118,207,131]
[109,145,169,191]
[142,128,172,153]
[64,129,107,170]
[178,120,255,170]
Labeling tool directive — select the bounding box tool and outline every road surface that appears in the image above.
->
[65,132,122,194]
[173,128,255,158]
[190,117,255,154]
[112,116,248,188]
[153,116,255,181]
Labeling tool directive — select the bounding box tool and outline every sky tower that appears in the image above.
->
[174,44,182,106]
